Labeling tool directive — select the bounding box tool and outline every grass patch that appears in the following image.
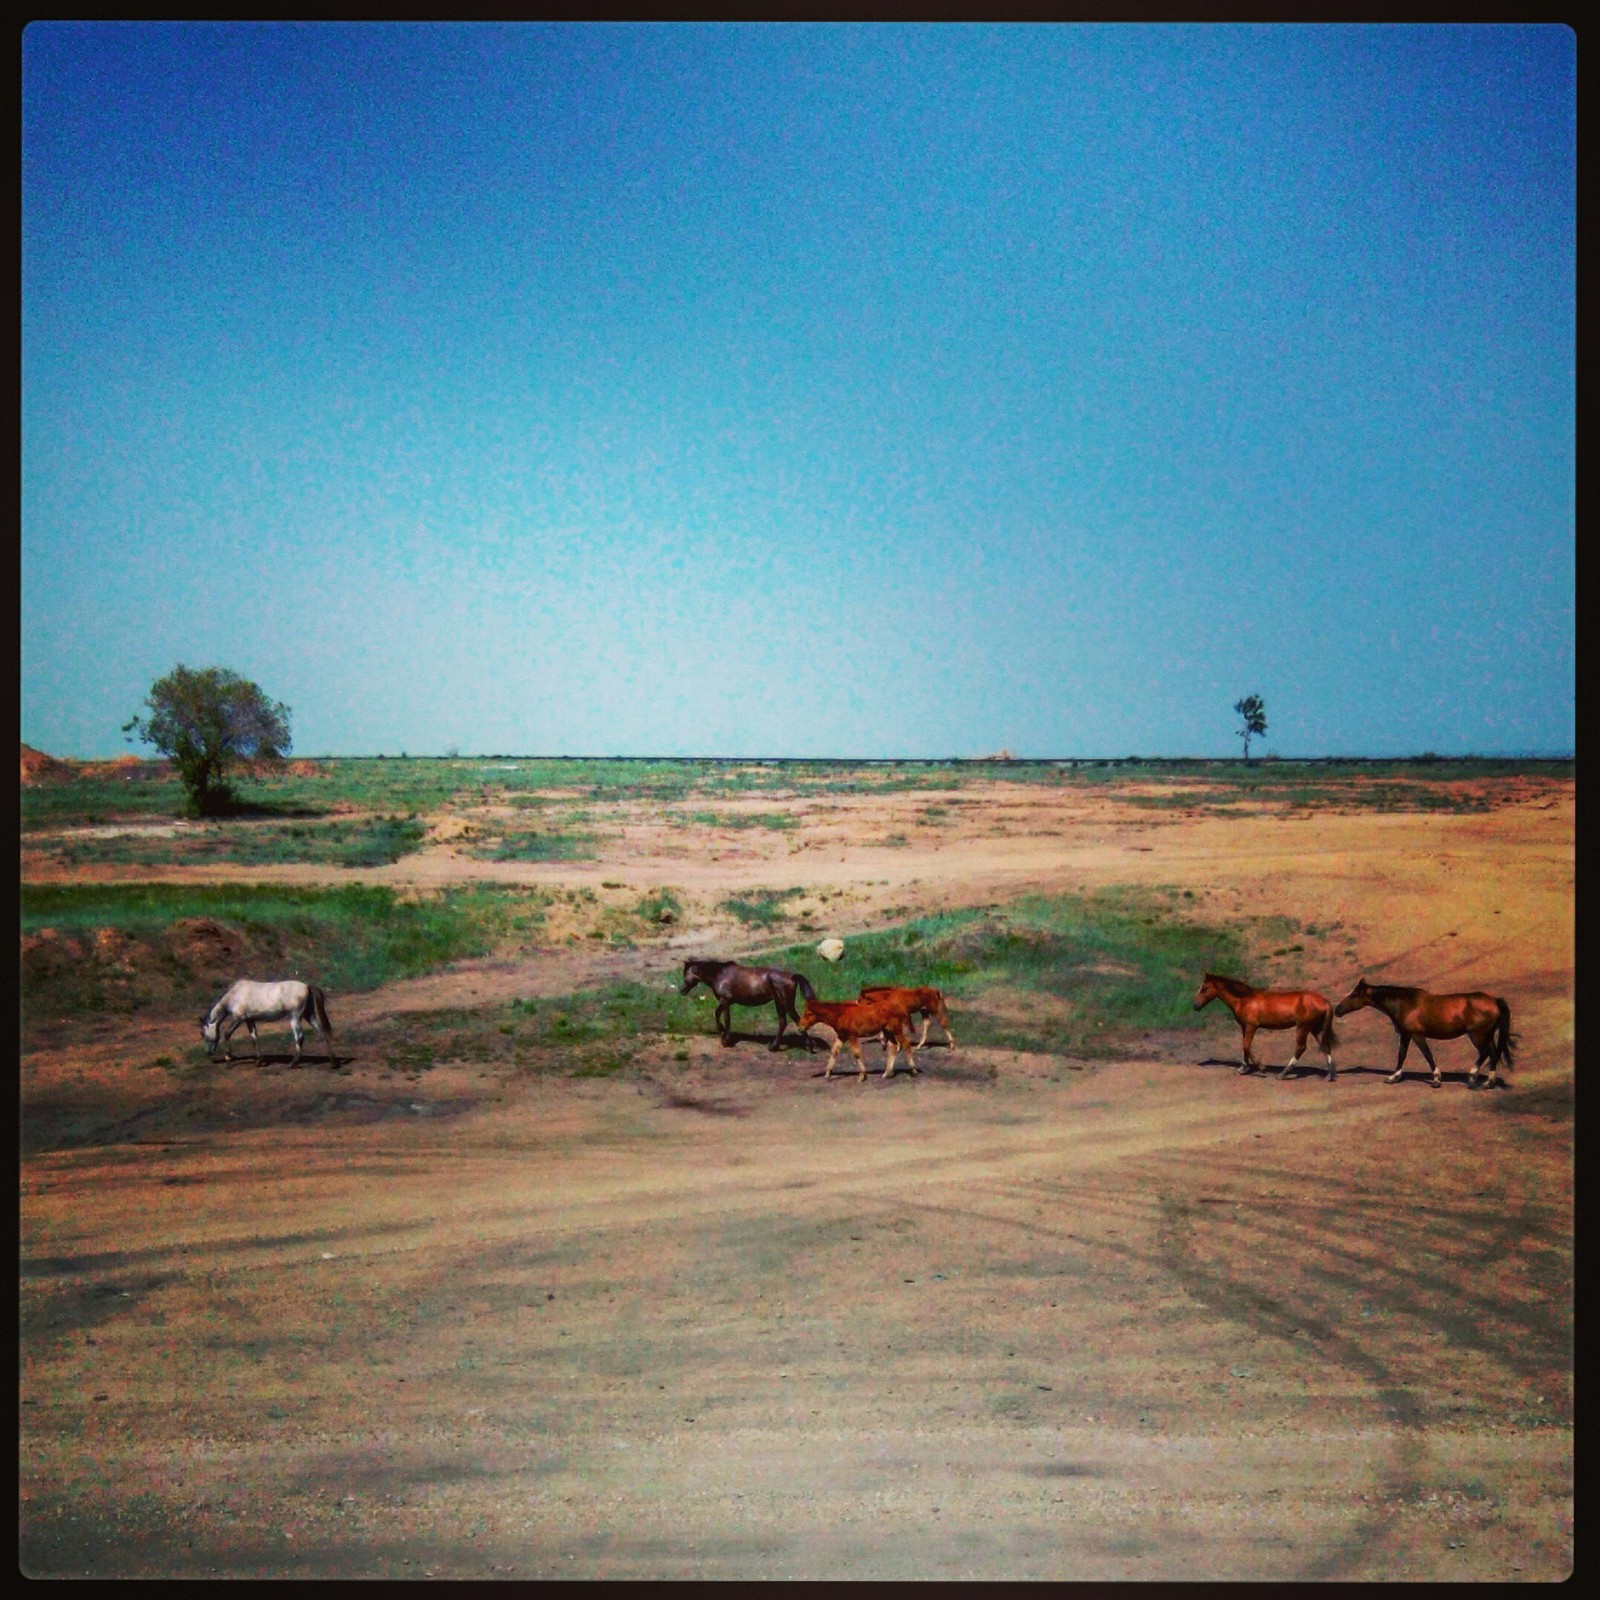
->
[719,887,807,927]
[19,883,553,1039]
[636,888,684,924]
[679,810,799,830]
[466,828,597,862]
[46,815,427,869]
[761,888,1254,1058]
[359,887,1261,1077]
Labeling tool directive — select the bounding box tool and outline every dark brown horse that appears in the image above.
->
[1334,979,1515,1089]
[681,959,818,1052]
[1193,972,1339,1080]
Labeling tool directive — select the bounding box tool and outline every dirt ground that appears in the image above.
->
[19,778,1574,1579]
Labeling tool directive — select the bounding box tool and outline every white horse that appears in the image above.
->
[200,979,336,1066]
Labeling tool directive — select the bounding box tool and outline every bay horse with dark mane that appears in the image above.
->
[859,984,955,1050]
[1193,972,1338,1080]
[798,993,920,1082]
[681,958,818,1052]
[1334,978,1515,1089]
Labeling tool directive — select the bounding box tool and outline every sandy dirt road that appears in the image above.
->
[19,780,1573,1579]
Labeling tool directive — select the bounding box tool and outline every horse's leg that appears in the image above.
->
[248,1021,262,1059]
[883,1038,897,1082]
[717,1001,733,1044]
[823,1039,840,1079]
[853,1038,868,1083]
[1387,1034,1411,1084]
[220,1017,241,1062]
[1282,1023,1311,1079]
[769,996,787,1052]
[1467,1023,1494,1087]
[1238,1021,1258,1074]
[1415,1036,1442,1088]
[290,1016,304,1066]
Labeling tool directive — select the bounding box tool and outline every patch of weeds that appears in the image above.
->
[679,811,799,831]
[636,888,684,925]
[468,828,597,862]
[719,887,807,927]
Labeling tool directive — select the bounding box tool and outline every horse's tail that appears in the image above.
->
[1319,1007,1338,1054]
[793,971,817,1004]
[311,984,334,1039]
[1493,998,1515,1071]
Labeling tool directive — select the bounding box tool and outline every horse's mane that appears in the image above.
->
[1362,983,1424,1001]
[1204,973,1255,999]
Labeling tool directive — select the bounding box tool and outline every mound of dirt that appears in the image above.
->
[20,745,76,785]
[19,929,90,980]
[163,918,256,978]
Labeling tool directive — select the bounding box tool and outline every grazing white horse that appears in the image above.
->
[200,979,335,1066]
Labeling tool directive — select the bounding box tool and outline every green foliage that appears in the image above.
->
[1233,694,1268,761]
[123,665,292,816]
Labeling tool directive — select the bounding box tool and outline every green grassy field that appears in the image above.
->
[42,816,428,869]
[355,887,1263,1079]
[23,754,1569,836]
[19,883,552,1040]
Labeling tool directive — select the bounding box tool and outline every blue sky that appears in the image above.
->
[22,23,1574,758]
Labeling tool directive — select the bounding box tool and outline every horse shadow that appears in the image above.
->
[716,1029,819,1053]
[221,1052,343,1070]
[1197,1056,1508,1088]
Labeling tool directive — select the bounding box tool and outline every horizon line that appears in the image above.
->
[57,749,1576,765]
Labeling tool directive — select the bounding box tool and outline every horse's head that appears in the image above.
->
[199,1013,220,1053]
[1192,975,1220,1011]
[680,960,703,996]
[1334,979,1372,1017]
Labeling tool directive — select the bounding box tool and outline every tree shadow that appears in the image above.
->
[203,797,332,820]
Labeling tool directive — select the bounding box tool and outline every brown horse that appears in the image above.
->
[859,984,955,1050]
[1192,972,1339,1080]
[681,959,818,1052]
[798,994,919,1082]
[1334,979,1515,1089]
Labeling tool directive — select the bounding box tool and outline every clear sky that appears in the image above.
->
[22,22,1575,759]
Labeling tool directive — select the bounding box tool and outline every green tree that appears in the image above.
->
[123,665,292,816]
[1233,694,1268,761]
